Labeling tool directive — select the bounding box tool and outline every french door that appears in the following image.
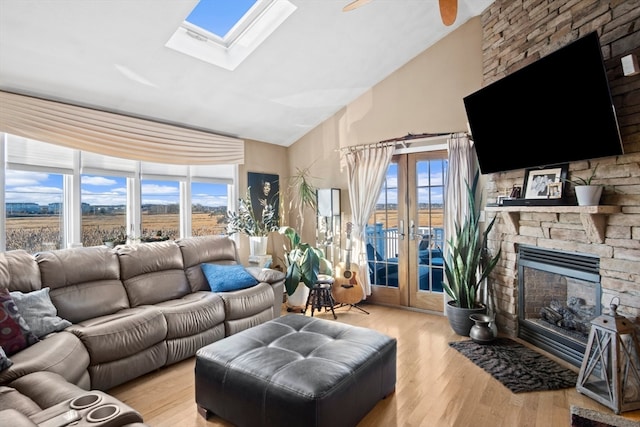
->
[366,151,447,312]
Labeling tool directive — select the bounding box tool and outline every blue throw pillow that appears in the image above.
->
[201,264,258,292]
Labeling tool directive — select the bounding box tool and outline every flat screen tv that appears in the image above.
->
[464,31,623,174]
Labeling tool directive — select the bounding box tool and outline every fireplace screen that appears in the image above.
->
[522,267,598,341]
[518,245,601,367]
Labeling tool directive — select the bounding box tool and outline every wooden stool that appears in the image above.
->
[304,275,336,319]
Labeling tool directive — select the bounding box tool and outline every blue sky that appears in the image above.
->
[186,0,257,37]
[377,161,446,205]
[5,171,228,207]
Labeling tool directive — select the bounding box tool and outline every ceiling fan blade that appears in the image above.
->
[343,0,372,12]
[439,0,458,26]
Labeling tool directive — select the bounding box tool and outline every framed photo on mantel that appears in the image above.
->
[523,164,568,201]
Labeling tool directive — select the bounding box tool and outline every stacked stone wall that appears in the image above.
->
[478,0,640,336]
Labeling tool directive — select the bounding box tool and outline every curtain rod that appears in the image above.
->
[337,131,468,153]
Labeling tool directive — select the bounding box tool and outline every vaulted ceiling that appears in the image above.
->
[0,0,493,147]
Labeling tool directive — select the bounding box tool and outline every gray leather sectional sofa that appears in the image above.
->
[0,235,285,426]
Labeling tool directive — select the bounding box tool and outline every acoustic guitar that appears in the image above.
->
[332,222,364,305]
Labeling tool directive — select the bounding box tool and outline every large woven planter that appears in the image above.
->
[445,300,486,337]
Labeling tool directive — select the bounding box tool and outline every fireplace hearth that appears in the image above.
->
[517,245,601,367]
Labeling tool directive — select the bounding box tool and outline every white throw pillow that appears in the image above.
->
[10,288,72,338]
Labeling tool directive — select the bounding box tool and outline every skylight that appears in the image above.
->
[185,0,257,40]
[166,0,296,71]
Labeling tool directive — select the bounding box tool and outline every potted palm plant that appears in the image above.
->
[287,166,318,234]
[226,188,279,255]
[444,171,501,336]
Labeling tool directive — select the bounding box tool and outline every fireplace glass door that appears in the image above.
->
[518,245,601,367]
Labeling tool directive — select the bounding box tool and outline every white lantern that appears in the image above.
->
[576,298,640,414]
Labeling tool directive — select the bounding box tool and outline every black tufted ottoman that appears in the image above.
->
[195,314,396,427]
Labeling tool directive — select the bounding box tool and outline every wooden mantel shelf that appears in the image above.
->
[484,205,621,243]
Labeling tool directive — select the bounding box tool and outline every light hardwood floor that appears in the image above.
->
[110,303,640,427]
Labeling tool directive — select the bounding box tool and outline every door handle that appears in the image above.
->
[410,221,426,241]
[398,220,405,240]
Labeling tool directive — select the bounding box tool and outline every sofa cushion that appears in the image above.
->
[177,236,239,292]
[0,347,12,372]
[0,408,38,427]
[154,291,225,340]
[0,289,38,356]
[88,341,167,391]
[0,331,90,388]
[117,241,191,306]
[10,371,86,412]
[36,247,129,323]
[155,291,226,365]
[67,307,168,365]
[201,264,258,292]
[0,250,41,293]
[0,386,41,417]
[218,282,274,322]
[10,288,71,338]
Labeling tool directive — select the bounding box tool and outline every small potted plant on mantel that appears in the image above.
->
[226,188,279,256]
[563,164,602,206]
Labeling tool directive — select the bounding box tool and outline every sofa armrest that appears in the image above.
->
[0,409,37,427]
[245,267,285,317]
[245,267,285,285]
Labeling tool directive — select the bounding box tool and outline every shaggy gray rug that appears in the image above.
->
[449,337,578,393]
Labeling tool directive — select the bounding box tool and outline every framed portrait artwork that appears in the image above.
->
[523,164,568,200]
[247,172,280,225]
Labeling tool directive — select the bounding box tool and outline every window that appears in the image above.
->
[140,179,180,241]
[166,0,297,70]
[416,158,447,251]
[5,170,64,252]
[191,181,229,236]
[81,174,127,247]
[2,133,237,252]
[367,162,399,287]
[186,0,257,39]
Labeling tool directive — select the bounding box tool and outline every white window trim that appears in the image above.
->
[2,133,238,251]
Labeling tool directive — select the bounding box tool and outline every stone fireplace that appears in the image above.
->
[477,0,640,366]
[517,245,601,367]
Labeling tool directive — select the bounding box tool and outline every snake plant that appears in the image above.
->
[443,172,501,309]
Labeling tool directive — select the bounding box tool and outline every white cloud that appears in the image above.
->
[80,189,127,206]
[5,170,49,186]
[192,194,228,207]
[82,176,117,186]
[141,184,179,194]
[5,186,63,204]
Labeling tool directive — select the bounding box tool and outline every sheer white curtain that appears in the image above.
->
[444,133,477,304]
[343,144,395,296]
